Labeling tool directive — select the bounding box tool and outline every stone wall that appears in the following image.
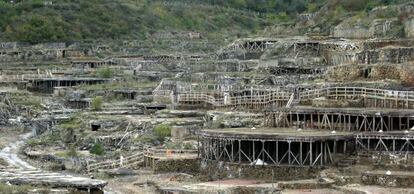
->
[362,171,414,187]
[150,158,199,174]
[333,26,371,39]
[200,161,322,181]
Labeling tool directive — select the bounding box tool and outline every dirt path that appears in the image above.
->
[0,130,107,191]
[0,132,36,169]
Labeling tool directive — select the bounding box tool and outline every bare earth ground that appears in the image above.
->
[0,126,23,150]
[282,189,344,194]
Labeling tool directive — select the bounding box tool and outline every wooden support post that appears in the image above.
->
[392,139,396,153]
[231,140,234,162]
[197,136,200,158]
[288,141,291,165]
[262,141,265,163]
[318,112,321,129]
[300,141,303,165]
[344,140,347,154]
[276,141,279,164]
[310,142,313,166]
[333,140,337,162]
[320,141,323,165]
[252,141,255,162]
[238,140,241,164]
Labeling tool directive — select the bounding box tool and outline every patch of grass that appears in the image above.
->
[0,183,34,194]
[26,131,61,146]
[56,145,79,158]
[165,141,194,150]
[0,158,8,167]
[96,67,113,78]
[90,142,105,156]
[134,134,157,144]
[57,115,82,130]
[153,124,171,143]
[77,81,157,91]
[8,91,42,110]
[91,96,103,111]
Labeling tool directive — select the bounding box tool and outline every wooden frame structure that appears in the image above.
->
[298,87,414,109]
[198,129,353,167]
[177,91,293,110]
[26,77,108,93]
[268,66,325,76]
[356,132,414,154]
[265,107,414,132]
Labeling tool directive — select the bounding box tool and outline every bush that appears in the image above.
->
[90,142,105,156]
[153,124,171,143]
[97,67,113,78]
[91,96,103,111]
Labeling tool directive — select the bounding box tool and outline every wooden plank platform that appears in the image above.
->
[0,168,107,190]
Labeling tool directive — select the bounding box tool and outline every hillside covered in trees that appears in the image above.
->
[0,0,411,43]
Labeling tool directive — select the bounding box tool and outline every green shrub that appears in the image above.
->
[153,124,171,143]
[91,96,103,111]
[90,142,105,156]
[97,67,113,78]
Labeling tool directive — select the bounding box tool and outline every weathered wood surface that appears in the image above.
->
[0,168,107,189]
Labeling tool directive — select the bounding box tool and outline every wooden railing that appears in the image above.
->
[0,74,56,81]
[87,148,198,173]
[87,152,144,173]
[299,87,414,102]
[177,91,291,107]
[146,148,198,155]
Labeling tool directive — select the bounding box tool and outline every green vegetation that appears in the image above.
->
[134,134,157,144]
[165,141,194,150]
[96,67,113,78]
[0,158,8,167]
[7,91,42,109]
[91,96,103,111]
[0,0,409,43]
[153,124,171,143]
[0,183,35,194]
[90,142,105,156]
[26,131,61,146]
[0,0,279,43]
[56,145,79,158]
[77,80,157,91]
[58,115,82,130]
